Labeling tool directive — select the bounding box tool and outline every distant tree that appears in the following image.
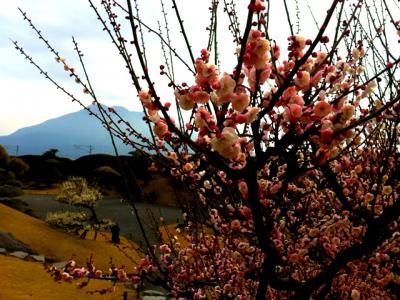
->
[0,145,10,167]
[46,211,113,238]
[42,148,59,159]
[47,177,114,239]
[0,145,26,197]
[7,157,29,177]
[93,165,121,192]
[37,158,63,186]
[128,150,151,183]
[0,184,23,198]
[93,165,121,178]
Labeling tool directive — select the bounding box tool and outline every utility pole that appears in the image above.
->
[73,144,94,155]
[4,145,19,156]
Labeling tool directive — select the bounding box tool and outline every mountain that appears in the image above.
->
[0,105,151,158]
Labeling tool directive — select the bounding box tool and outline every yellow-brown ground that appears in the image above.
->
[0,204,142,300]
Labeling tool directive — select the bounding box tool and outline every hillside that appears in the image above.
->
[0,204,142,299]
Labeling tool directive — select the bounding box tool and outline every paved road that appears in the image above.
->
[20,195,182,246]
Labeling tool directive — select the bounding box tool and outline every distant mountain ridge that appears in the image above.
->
[0,105,150,158]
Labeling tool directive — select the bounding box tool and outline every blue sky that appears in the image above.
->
[0,0,329,135]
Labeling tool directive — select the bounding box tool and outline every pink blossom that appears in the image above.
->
[177,94,195,110]
[245,64,271,88]
[320,127,334,143]
[182,162,194,172]
[272,44,281,59]
[314,101,332,118]
[160,244,171,254]
[282,86,297,100]
[341,104,355,121]
[215,74,236,101]
[94,270,102,278]
[315,51,328,64]
[286,104,302,120]
[270,182,282,194]
[295,71,310,91]
[192,90,209,104]
[235,114,247,124]
[147,109,160,123]
[138,90,151,104]
[254,38,270,58]
[153,121,168,138]
[244,107,260,123]
[211,127,240,159]
[289,95,305,106]
[311,70,323,86]
[240,206,252,220]
[238,181,248,199]
[231,219,241,231]
[117,268,128,281]
[243,30,270,69]
[232,93,250,112]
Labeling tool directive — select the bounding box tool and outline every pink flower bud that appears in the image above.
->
[320,128,334,143]
[235,114,247,124]
[138,90,151,104]
[160,244,171,254]
[231,219,241,231]
[238,181,248,198]
[287,104,303,119]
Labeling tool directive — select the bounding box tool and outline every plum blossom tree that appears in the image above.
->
[14,0,400,298]
[46,177,114,239]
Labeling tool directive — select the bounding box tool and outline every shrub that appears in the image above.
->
[0,145,10,168]
[0,169,16,186]
[47,177,113,239]
[8,157,29,176]
[93,166,121,177]
[4,179,23,188]
[38,159,63,185]
[46,211,114,237]
[0,185,23,197]
[46,211,90,233]
[0,198,35,217]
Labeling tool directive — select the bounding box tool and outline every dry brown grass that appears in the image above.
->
[0,204,142,269]
[141,174,180,207]
[23,185,120,197]
[23,185,61,196]
[0,204,142,299]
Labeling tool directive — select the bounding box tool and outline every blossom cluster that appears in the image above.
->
[132,20,400,299]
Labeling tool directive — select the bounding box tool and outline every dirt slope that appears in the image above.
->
[0,204,141,299]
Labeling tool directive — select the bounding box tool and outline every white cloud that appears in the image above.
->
[0,77,83,135]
